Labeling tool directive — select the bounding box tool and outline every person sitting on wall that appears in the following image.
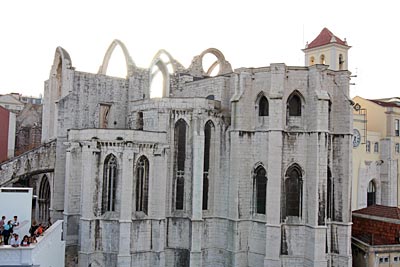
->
[34,223,44,237]
[29,220,38,237]
[20,235,30,246]
[10,233,20,247]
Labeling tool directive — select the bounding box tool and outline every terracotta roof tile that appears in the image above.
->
[353,204,400,220]
[369,99,400,108]
[306,28,348,49]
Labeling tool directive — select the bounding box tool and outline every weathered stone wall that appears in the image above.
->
[25,44,355,267]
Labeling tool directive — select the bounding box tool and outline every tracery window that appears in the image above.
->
[367,180,376,206]
[175,119,187,210]
[136,156,149,214]
[258,96,269,116]
[287,93,302,116]
[203,121,214,210]
[254,166,267,214]
[284,165,303,218]
[102,154,117,213]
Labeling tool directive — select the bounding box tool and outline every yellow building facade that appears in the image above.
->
[352,96,400,210]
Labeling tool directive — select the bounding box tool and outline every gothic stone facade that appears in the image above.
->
[42,42,352,267]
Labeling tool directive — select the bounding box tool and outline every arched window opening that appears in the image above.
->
[288,93,302,116]
[320,54,326,64]
[136,112,144,130]
[203,121,214,210]
[327,168,333,220]
[259,96,269,116]
[339,54,344,70]
[38,175,51,223]
[136,156,149,214]
[175,119,187,210]
[206,95,215,100]
[284,165,303,218]
[367,180,376,206]
[309,56,315,65]
[102,154,117,213]
[254,166,267,214]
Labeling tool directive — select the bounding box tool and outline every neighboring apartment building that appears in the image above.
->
[0,93,25,113]
[352,96,400,210]
[0,105,16,162]
[352,205,400,267]
[14,103,42,156]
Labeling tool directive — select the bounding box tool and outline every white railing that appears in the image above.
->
[0,220,65,267]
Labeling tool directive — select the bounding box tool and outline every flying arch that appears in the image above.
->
[98,39,136,77]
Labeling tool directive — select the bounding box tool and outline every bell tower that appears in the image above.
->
[303,27,351,71]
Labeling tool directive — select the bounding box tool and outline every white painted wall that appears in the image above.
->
[0,187,32,237]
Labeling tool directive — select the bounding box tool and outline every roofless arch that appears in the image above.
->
[98,39,136,77]
[188,48,233,77]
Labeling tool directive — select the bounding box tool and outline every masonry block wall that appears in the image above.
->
[353,214,400,245]
[40,45,353,267]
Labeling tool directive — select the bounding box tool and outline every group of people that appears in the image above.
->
[0,215,20,245]
[0,215,51,247]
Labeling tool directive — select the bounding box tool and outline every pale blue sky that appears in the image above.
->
[1,0,398,99]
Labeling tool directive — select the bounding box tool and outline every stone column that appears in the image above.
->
[78,141,99,267]
[117,148,134,267]
[190,117,204,267]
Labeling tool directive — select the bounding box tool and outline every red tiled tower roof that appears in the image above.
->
[305,28,349,50]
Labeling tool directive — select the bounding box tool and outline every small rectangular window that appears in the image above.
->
[394,256,399,262]
[366,141,371,152]
[374,142,379,153]
[395,119,400,136]
[395,143,400,154]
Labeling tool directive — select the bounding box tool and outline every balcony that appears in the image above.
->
[0,220,65,267]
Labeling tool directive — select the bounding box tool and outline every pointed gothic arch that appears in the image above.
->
[50,47,73,99]
[282,163,304,219]
[253,164,268,214]
[256,92,269,117]
[102,154,118,213]
[203,120,215,210]
[149,59,170,98]
[287,91,304,117]
[98,39,136,77]
[38,175,51,223]
[174,119,188,210]
[136,155,150,214]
